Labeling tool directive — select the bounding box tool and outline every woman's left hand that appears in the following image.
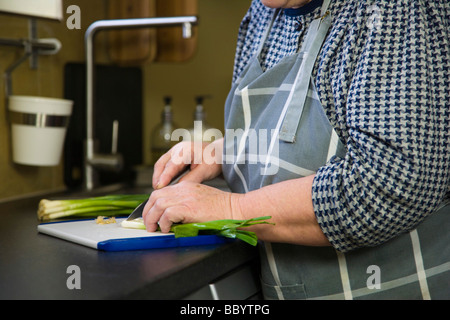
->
[142,181,242,233]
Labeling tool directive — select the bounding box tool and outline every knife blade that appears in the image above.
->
[126,199,148,221]
[126,168,190,221]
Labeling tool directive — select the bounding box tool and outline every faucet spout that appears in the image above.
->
[83,16,198,190]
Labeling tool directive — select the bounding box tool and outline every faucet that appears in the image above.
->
[83,16,198,190]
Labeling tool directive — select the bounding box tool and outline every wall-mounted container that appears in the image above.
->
[0,0,63,21]
[8,95,73,166]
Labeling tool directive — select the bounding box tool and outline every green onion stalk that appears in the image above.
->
[38,194,275,246]
[122,216,274,246]
[38,194,149,221]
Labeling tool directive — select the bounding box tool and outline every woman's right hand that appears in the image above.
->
[152,138,224,189]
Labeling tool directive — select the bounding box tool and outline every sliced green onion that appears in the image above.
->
[120,218,146,230]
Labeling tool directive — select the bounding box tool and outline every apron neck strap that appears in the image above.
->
[256,0,333,57]
[255,9,281,57]
[320,0,332,17]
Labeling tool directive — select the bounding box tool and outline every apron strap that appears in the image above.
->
[279,13,332,142]
[256,9,281,60]
[321,0,332,17]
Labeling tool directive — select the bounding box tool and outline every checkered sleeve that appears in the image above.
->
[232,1,274,83]
[312,0,450,252]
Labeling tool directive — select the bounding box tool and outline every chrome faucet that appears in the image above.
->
[83,16,198,190]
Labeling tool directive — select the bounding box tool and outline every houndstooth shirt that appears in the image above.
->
[232,0,450,252]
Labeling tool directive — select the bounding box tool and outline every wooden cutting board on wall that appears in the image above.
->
[155,0,198,62]
[107,0,198,65]
[107,0,157,66]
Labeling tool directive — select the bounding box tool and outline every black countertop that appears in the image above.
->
[0,185,259,300]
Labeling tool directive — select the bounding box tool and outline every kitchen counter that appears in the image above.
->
[0,183,260,300]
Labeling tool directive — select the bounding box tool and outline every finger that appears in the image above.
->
[152,152,172,188]
[143,189,180,232]
[141,193,155,222]
[155,162,188,189]
[153,158,181,189]
[143,202,160,232]
[142,189,167,231]
[178,165,205,184]
[153,143,192,189]
[158,206,187,233]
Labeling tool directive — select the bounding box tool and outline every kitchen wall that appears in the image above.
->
[0,0,251,201]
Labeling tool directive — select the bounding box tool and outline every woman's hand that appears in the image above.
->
[142,181,242,233]
[152,138,224,189]
[146,138,330,247]
[144,138,231,233]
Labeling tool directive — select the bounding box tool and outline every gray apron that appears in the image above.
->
[223,0,450,299]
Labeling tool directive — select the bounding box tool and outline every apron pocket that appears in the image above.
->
[260,279,307,300]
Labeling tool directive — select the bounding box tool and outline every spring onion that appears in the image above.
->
[37,194,149,221]
[38,195,275,246]
[121,216,274,246]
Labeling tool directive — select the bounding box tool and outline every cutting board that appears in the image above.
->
[107,0,157,66]
[38,218,228,251]
[154,0,198,62]
[106,0,198,65]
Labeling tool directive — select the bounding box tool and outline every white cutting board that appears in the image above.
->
[38,218,227,251]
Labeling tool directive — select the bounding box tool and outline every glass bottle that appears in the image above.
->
[150,96,178,164]
[188,95,213,142]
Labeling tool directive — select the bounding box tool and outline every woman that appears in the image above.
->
[143,0,449,299]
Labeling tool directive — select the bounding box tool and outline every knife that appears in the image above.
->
[126,168,190,221]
